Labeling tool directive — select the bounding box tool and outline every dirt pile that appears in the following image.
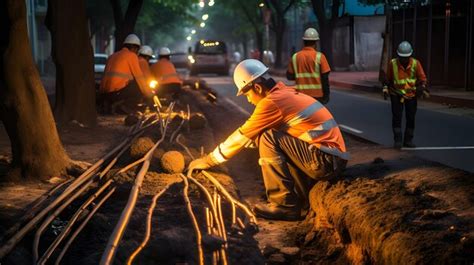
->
[129,137,154,158]
[160,151,185,173]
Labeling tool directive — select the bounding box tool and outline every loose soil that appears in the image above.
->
[0,85,472,264]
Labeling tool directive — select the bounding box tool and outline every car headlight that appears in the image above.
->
[188,55,195,64]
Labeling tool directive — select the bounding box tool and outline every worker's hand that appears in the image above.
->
[320,95,330,105]
[188,155,217,172]
[422,88,430,99]
[382,86,389,100]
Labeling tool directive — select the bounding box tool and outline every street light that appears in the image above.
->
[191,29,196,34]
[209,0,215,6]
[259,2,265,7]
[199,0,205,8]
[202,14,209,21]
[200,22,206,28]
[186,36,192,41]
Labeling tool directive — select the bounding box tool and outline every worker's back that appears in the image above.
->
[150,59,182,85]
[100,48,143,93]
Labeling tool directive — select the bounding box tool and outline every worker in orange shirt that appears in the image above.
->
[287,28,331,104]
[188,59,348,221]
[383,41,429,148]
[100,34,154,113]
[150,47,182,103]
[138,45,156,88]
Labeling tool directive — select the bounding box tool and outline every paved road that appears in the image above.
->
[200,75,474,173]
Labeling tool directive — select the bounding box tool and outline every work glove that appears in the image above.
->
[188,155,218,172]
[382,86,389,100]
[416,86,430,99]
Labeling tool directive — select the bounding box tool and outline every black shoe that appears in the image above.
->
[403,141,416,148]
[253,202,303,221]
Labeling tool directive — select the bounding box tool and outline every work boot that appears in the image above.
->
[393,128,403,149]
[403,128,416,148]
[253,202,303,221]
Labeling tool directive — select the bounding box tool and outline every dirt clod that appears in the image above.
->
[372,157,384,164]
[160,151,185,173]
[130,137,154,158]
[280,246,300,257]
[189,113,207,130]
[124,114,140,126]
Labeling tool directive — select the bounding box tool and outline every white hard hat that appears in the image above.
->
[159,47,171,56]
[233,59,269,96]
[123,34,141,46]
[139,45,154,57]
[397,41,413,57]
[302,28,319,41]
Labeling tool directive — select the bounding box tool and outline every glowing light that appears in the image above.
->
[215,41,219,45]
[209,1,215,6]
[199,1,205,8]
[200,22,206,28]
[149,80,158,89]
[188,55,195,64]
[200,40,205,44]
[202,14,209,21]
[186,36,192,41]
[259,3,265,7]
[191,29,196,34]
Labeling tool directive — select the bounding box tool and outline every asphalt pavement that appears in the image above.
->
[200,75,474,173]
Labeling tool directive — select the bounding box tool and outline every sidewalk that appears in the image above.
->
[270,69,474,109]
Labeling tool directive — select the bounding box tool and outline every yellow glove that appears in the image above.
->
[187,155,218,171]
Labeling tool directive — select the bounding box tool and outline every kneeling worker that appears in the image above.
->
[188,59,348,221]
[150,47,183,102]
[100,34,154,112]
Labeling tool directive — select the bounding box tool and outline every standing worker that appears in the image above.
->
[383,41,429,148]
[188,59,348,221]
[287,28,331,104]
[100,34,154,113]
[150,47,183,103]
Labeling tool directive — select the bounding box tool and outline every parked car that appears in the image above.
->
[94,53,108,84]
[189,40,229,76]
[170,52,190,69]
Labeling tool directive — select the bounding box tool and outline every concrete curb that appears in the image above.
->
[269,69,474,109]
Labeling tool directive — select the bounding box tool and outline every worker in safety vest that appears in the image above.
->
[188,59,348,221]
[138,45,156,90]
[287,28,331,104]
[383,41,429,148]
[100,34,154,113]
[150,47,182,102]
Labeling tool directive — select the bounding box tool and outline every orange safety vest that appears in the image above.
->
[391,58,418,98]
[138,56,154,85]
[150,59,182,86]
[291,49,324,98]
[209,82,348,164]
[100,48,147,94]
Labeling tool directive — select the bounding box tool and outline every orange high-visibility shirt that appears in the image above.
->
[209,82,348,164]
[150,58,182,86]
[139,56,154,85]
[100,48,152,97]
[287,47,331,98]
[386,57,427,98]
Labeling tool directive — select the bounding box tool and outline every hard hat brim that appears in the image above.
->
[397,51,412,57]
[302,37,319,41]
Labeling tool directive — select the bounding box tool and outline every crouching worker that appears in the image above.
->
[188,59,349,221]
[99,34,154,114]
[150,47,183,104]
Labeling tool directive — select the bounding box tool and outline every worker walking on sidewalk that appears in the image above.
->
[188,59,348,221]
[150,47,183,103]
[100,34,154,113]
[287,28,331,104]
[383,41,429,148]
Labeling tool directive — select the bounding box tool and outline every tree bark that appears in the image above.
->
[0,0,70,180]
[266,0,295,68]
[46,0,97,127]
[310,0,340,66]
[110,0,144,51]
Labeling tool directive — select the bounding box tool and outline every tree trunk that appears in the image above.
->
[319,22,335,66]
[274,19,286,68]
[0,0,70,181]
[46,0,97,127]
[111,0,144,51]
[255,28,264,58]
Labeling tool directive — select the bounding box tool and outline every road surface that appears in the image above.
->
[199,75,474,173]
